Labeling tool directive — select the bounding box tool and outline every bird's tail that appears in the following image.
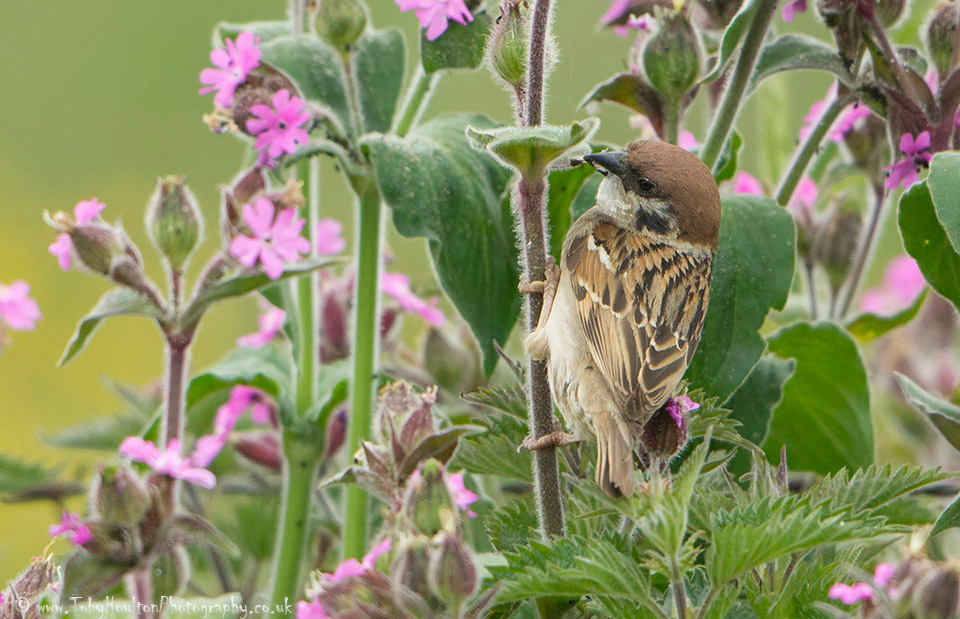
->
[594,412,635,497]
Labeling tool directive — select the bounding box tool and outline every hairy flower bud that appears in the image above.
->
[325,407,348,461]
[316,0,368,51]
[148,175,201,270]
[875,0,905,27]
[642,11,701,97]
[843,112,888,173]
[391,537,434,614]
[428,533,478,612]
[69,223,126,275]
[402,460,455,536]
[487,1,529,89]
[92,462,151,526]
[233,430,283,471]
[927,1,958,77]
[914,564,960,618]
[424,326,483,394]
[812,198,862,292]
[641,404,689,459]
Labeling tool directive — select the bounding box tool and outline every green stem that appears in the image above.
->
[393,65,439,138]
[295,159,320,415]
[699,0,779,171]
[865,14,922,106]
[835,183,886,319]
[664,98,680,146]
[671,563,687,618]
[695,587,717,619]
[342,183,384,559]
[774,91,854,206]
[269,433,321,610]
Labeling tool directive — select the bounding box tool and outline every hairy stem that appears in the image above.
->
[836,184,886,319]
[804,261,819,320]
[525,0,553,126]
[700,0,779,171]
[774,90,854,206]
[952,5,960,72]
[672,564,687,618]
[161,340,190,449]
[393,65,440,138]
[269,433,321,610]
[695,587,718,619]
[342,183,384,559]
[289,0,307,37]
[295,159,320,416]
[130,567,154,619]
[866,14,922,106]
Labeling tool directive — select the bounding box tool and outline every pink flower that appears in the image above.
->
[74,198,105,224]
[191,433,228,468]
[799,99,828,142]
[677,131,699,152]
[884,131,933,191]
[829,563,897,605]
[119,437,217,489]
[49,234,73,271]
[874,563,895,587]
[246,90,311,162]
[237,307,286,348]
[831,104,872,142]
[199,31,262,108]
[733,172,763,195]
[781,0,807,21]
[230,197,310,280]
[444,471,478,518]
[0,281,41,331]
[859,255,925,315]
[396,0,474,41]
[214,385,274,435]
[792,178,818,211]
[49,512,92,547]
[381,272,445,326]
[602,0,632,25]
[296,600,329,619]
[327,539,393,583]
[665,395,700,428]
[315,219,347,255]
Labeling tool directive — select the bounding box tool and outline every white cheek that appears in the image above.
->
[596,176,633,223]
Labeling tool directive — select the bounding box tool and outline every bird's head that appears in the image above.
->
[582,140,721,250]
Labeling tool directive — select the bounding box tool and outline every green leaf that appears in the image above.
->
[486,504,538,552]
[547,164,596,260]
[462,383,527,420]
[764,322,873,475]
[153,514,241,559]
[580,73,664,136]
[932,493,960,537]
[701,0,761,83]
[749,35,852,93]
[60,552,127,601]
[363,114,520,374]
[260,35,354,136]
[217,497,278,560]
[214,21,290,46]
[421,11,492,73]
[928,152,960,255]
[686,195,796,401]
[353,29,405,133]
[44,411,149,451]
[899,180,960,310]
[808,463,951,517]
[60,288,164,366]
[187,344,294,412]
[897,372,960,453]
[466,119,599,180]
[0,454,59,493]
[846,289,928,342]
[724,356,795,447]
[571,174,602,221]
[397,425,484,478]
[713,131,742,183]
[453,413,532,482]
[182,257,341,327]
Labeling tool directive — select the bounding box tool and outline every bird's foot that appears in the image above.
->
[519,430,579,451]
[519,257,560,295]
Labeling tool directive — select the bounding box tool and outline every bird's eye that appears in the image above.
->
[637,178,657,194]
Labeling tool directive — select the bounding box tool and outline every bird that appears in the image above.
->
[521,140,721,497]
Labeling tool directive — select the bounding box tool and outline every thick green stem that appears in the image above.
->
[700,0,779,171]
[393,65,439,138]
[295,159,320,415]
[664,99,680,145]
[342,183,384,559]
[774,91,853,206]
[269,433,321,611]
[671,563,687,618]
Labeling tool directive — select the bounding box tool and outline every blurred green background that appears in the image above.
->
[0,0,926,579]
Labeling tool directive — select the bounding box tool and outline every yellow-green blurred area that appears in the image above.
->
[0,0,932,578]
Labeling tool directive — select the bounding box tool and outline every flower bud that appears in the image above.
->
[391,537,434,614]
[233,430,283,471]
[376,381,438,453]
[424,326,483,394]
[428,533,478,612]
[820,4,863,66]
[927,1,958,77]
[642,11,701,97]
[875,0,905,27]
[148,176,201,270]
[316,0,368,51]
[68,222,129,275]
[641,403,689,459]
[914,564,960,618]
[812,198,862,292]
[843,112,888,173]
[487,1,529,89]
[320,273,351,362]
[325,407,348,461]
[92,463,151,526]
[402,460,455,537]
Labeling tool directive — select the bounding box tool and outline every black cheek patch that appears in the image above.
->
[634,208,672,235]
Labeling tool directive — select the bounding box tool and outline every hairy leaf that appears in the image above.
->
[808,463,951,517]
[467,119,598,180]
[60,552,127,601]
[929,153,960,254]
[701,0,761,83]
[899,180,960,310]
[897,372,960,453]
[60,288,165,366]
[580,73,664,135]
[0,454,60,493]
[453,413,532,482]
[932,493,960,537]
[749,35,852,92]
[44,410,149,451]
[353,29,404,133]
[485,504,538,553]
[421,11,492,73]
[463,383,527,420]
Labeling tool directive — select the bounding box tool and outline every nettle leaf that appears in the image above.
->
[0,454,59,493]
[547,164,596,260]
[453,413,532,482]
[808,463,951,517]
[928,152,960,254]
[44,410,149,451]
[60,288,165,366]
[214,21,290,46]
[701,0,760,83]
[749,35,852,93]
[363,114,520,374]
[899,181,960,310]
[182,257,341,327]
[846,289,928,342]
[897,372,960,453]
[260,35,354,136]
[932,493,960,537]
[686,195,796,401]
[353,29,405,133]
[463,383,527,419]
[421,11,492,73]
[580,73,664,136]
[486,503,538,552]
[764,322,873,475]
[467,119,599,180]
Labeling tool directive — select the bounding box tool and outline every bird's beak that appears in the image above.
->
[582,151,629,178]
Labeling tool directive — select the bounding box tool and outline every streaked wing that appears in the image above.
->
[563,215,712,426]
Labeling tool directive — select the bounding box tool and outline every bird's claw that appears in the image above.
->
[519,258,560,295]
[518,430,579,452]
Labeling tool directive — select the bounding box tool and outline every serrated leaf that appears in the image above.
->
[701,0,761,83]
[421,11,491,73]
[749,35,852,93]
[453,413,532,482]
[932,492,960,537]
[580,73,664,135]
[363,114,520,374]
[485,504,538,552]
[0,454,59,495]
[899,180,960,310]
[44,410,149,451]
[846,289,927,342]
[808,463,951,518]
[686,195,796,401]
[467,119,598,180]
[353,29,404,133]
[182,257,342,327]
[897,372,960,453]
[928,152,960,255]
[60,288,164,366]
[463,383,527,420]
[764,322,873,475]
